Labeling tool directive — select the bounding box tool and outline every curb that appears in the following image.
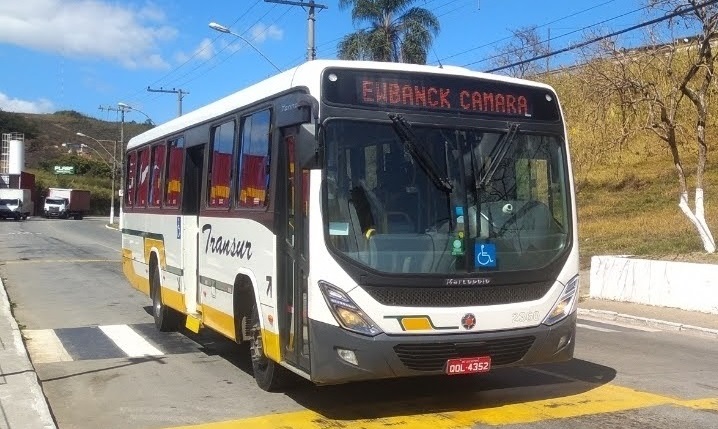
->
[0,277,58,429]
[578,308,718,340]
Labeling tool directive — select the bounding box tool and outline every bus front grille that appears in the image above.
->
[393,336,535,371]
[363,282,553,307]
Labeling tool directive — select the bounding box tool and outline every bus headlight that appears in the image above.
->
[543,275,579,326]
[318,281,383,336]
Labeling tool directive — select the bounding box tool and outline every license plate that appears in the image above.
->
[446,356,491,375]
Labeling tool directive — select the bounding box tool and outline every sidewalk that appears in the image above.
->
[0,277,56,429]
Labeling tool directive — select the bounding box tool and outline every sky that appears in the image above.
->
[0,0,679,128]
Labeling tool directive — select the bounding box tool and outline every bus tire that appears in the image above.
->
[249,302,290,392]
[151,266,180,332]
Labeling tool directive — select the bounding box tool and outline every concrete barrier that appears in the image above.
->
[590,255,718,315]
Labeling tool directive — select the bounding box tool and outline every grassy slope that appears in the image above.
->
[573,140,718,267]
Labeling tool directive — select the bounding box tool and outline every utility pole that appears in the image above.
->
[99,105,125,230]
[264,0,327,61]
[147,87,190,117]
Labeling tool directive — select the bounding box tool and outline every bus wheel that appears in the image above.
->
[151,267,179,332]
[249,303,290,391]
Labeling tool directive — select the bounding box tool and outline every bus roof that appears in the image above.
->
[126,59,557,150]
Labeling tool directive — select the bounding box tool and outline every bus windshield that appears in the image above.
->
[323,118,571,275]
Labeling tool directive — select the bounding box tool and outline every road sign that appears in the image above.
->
[54,165,75,175]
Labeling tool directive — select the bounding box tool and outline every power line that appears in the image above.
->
[175,7,294,88]
[162,4,283,89]
[484,0,718,73]
[119,1,264,104]
[466,2,657,67]
[436,0,622,64]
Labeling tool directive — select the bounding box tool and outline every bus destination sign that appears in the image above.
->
[322,68,560,121]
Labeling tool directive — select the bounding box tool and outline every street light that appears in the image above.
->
[117,102,155,126]
[76,132,118,225]
[209,22,282,72]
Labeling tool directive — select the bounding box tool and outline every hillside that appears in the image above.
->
[1,110,152,216]
[0,110,151,169]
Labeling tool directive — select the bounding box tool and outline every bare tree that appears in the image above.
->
[490,26,549,78]
[670,0,718,253]
[578,1,717,253]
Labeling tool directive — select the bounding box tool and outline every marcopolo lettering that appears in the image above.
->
[202,224,252,259]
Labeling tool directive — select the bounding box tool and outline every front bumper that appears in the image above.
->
[309,311,576,385]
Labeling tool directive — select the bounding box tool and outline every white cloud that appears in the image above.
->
[0,0,176,70]
[175,38,216,63]
[0,92,54,113]
[249,23,284,43]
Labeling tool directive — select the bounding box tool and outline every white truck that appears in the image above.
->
[43,188,91,220]
[0,188,33,221]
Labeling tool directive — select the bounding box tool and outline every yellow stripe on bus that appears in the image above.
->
[162,287,185,314]
[262,329,281,362]
[201,304,236,341]
[123,248,149,295]
[143,238,166,269]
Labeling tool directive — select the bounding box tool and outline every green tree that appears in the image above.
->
[337,0,440,64]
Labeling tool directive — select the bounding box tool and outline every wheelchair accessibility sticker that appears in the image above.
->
[475,243,496,268]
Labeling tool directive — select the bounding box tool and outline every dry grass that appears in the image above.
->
[574,142,718,268]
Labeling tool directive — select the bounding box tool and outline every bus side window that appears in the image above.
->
[165,137,184,207]
[237,109,271,208]
[209,120,235,208]
[136,147,151,207]
[149,143,166,207]
[125,151,137,207]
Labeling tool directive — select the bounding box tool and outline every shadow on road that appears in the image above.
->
[282,359,616,420]
[157,315,617,421]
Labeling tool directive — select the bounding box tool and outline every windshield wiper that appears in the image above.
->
[388,113,453,194]
[478,123,520,187]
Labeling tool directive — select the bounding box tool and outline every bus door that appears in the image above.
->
[181,144,205,315]
[277,126,311,372]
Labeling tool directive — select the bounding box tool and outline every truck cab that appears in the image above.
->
[0,198,29,220]
[44,197,70,219]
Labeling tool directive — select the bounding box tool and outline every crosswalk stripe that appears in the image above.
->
[579,316,662,332]
[577,323,619,333]
[99,325,164,357]
[24,329,73,364]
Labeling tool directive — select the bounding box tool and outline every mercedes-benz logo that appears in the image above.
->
[461,313,476,330]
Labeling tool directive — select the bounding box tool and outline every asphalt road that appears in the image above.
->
[0,217,716,429]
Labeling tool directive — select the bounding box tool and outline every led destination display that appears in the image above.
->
[323,68,560,121]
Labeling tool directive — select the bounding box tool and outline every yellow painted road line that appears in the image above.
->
[23,329,73,364]
[2,259,118,264]
[162,383,717,429]
[678,397,718,411]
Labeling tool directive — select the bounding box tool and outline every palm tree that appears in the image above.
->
[337,0,440,64]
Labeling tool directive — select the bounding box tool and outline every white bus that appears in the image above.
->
[122,59,579,391]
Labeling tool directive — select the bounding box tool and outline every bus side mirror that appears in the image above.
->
[297,123,320,169]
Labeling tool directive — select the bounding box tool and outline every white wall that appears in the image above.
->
[590,255,718,314]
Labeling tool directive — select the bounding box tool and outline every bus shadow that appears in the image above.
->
[142,305,256,376]
[283,359,616,421]
[140,306,616,421]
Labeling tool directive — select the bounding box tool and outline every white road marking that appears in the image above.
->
[99,325,164,357]
[24,329,73,364]
[579,316,662,332]
[577,323,619,333]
